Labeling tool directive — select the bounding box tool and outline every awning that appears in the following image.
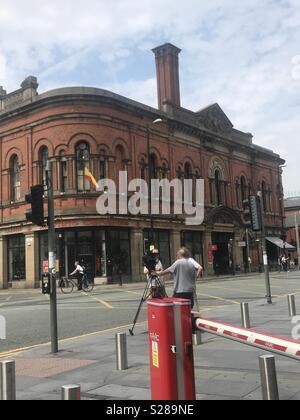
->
[266,237,296,251]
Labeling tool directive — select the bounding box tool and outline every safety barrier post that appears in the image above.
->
[288,295,297,318]
[259,355,279,400]
[61,385,81,400]
[116,333,128,371]
[241,302,251,329]
[0,360,16,401]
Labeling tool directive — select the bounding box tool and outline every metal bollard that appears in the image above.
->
[61,385,81,400]
[0,360,16,401]
[193,331,202,346]
[259,355,279,400]
[116,332,128,371]
[288,294,297,318]
[241,302,251,329]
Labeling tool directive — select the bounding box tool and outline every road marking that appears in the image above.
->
[116,289,141,296]
[98,299,114,309]
[198,293,240,305]
[0,321,147,359]
[81,292,114,309]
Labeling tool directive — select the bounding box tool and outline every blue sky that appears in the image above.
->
[0,0,299,195]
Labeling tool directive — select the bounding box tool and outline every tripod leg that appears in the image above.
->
[129,280,151,336]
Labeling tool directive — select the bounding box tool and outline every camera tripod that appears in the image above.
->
[129,274,167,336]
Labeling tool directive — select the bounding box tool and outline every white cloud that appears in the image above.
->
[0,0,299,192]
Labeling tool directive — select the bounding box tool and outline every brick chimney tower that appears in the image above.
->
[152,43,181,110]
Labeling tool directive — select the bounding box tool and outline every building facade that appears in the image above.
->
[0,43,285,289]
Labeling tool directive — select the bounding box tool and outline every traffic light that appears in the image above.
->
[25,185,45,226]
[243,196,262,232]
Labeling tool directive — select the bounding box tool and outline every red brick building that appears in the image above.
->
[0,43,285,289]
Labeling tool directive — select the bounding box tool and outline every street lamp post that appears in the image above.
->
[295,212,300,270]
[147,119,163,245]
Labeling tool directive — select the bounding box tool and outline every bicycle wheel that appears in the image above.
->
[60,278,74,294]
[82,277,94,293]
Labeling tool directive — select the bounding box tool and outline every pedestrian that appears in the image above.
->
[144,248,165,298]
[153,248,201,308]
[69,261,85,291]
[281,255,289,272]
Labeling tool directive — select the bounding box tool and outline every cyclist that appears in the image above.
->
[69,261,85,291]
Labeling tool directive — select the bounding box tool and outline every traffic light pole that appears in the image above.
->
[258,192,272,304]
[46,160,58,354]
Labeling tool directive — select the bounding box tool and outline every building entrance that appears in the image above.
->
[212,232,234,275]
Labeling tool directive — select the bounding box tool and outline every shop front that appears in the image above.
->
[39,228,132,284]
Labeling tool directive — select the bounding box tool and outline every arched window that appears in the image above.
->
[60,153,68,193]
[177,166,183,180]
[99,149,106,181]
[10,155,20,202]
[235,180,240,208]
[262,181,267,212]
[149,153,158,180]
[161,162,168,179]
[241,176,247,204]
[184,162,192,179]
[39,147,48,186]
[215,169,222,205]
[115,145,126,174]
[140,158,146,180]
[76,142,90,192]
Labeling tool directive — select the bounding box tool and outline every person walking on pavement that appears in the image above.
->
[281,255,289,272]
[153,248,201,308]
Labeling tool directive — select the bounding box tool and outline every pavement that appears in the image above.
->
[1,289,300,400]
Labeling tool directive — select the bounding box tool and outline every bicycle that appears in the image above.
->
[59,275,94,294]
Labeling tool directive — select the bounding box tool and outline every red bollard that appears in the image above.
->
[148,299,178,400]
[173,299,196,401]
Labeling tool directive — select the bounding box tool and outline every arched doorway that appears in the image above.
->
[205,206,243,275]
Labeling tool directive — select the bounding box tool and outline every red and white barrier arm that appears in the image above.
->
[195,317,300,361]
